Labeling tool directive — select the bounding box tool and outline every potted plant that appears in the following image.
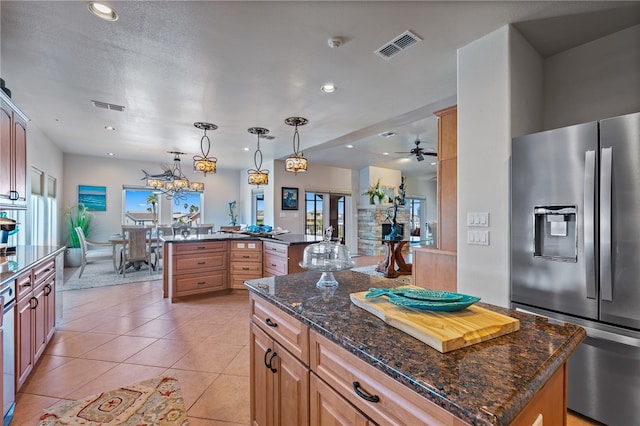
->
[63,203,93,267]
[363,179,386,204]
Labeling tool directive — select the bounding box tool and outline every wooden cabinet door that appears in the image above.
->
[32,283,48,363]
[44,280,56,342]
[16,295,34,390]
[13,117,27,206]
[0,103,12,203]
[310,373,369,426]
[273,341,309,426]
[250,323,275,426]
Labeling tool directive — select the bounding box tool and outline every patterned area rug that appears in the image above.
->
[38,375,188,425]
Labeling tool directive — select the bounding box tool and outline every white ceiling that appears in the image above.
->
[1,1,639,180]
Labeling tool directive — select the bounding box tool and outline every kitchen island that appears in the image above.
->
[245,270,586,425]
[162,233,321,302]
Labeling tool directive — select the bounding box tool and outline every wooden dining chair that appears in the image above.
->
[75,227,112,278]
[120,226,153,277]
[151,225,173,273]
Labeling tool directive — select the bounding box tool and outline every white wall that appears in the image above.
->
[543,24,640,129]
[404,175,437,222]
[62,153,240,242]
[457,26,512,307]
[27,122,64,244]
[358,166,402,206]
[272,160,353,234]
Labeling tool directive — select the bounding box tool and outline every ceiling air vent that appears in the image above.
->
[378,131,396,138]
[91,100,125,112]
[374,30,422,60]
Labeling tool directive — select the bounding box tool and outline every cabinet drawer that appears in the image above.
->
[310,331,463,425]
[174,271,227,295]
[230,251,262,262]
[230,275,261,290]
[230,241,262,252]
[263,253,287,275]
[250,293,309,365]
[16,270,33,302]
[230,263,262,274]
[175,252,227,273]
[33,259,55,284]
[263,241,287,256]
[174,241,227,255]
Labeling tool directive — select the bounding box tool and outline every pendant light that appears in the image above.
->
[284,116,308,173]
[247,127,270,186]
[193,122,218,175]
[142,151,204,204]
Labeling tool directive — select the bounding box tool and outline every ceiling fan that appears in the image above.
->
[395,139,436,162]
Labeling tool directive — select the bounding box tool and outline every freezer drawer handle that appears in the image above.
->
[600,147,613,301]
[584,150,596,299]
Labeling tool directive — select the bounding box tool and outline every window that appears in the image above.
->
[305,192,323,236]
[47,175,58,245]
[123,187,161,226]
[406,198,423,241]
[30,167,45,245]
[171,192,202,225]
[254,191,264,225]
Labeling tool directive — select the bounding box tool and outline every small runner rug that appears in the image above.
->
[38,375,188,425]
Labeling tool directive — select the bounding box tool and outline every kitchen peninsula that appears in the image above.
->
[245,270,586,426]
[161,233,321,302]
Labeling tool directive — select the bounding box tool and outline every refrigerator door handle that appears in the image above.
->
[584,150,596,299]
[600,146,613,301]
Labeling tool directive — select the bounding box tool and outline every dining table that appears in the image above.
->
[108,233,160,275]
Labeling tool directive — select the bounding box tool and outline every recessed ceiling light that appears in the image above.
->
[87,1,118,21]
[345,144,354,149]
[430,162,437,165]
[107,152,115,156]
[104,125,116,131]
[244,147,250,151]
[321,83,336,93]
[383,152,389,156]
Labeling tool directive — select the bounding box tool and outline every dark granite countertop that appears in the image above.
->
[0,245,65,287]
[162,232,322,245]
[244,270,586,426]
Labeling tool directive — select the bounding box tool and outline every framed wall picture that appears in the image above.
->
[78,185,107,211]
[282,187,299,210]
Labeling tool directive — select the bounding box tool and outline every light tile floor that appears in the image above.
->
[11,279,251,425]
[10,270,600,425]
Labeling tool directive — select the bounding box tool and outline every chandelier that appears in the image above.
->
[143,151,204,203]
[193,122,218,175]
[247,127,270,186]
[284,116,308,173]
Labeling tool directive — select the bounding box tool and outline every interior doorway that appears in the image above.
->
[305,191,348,243]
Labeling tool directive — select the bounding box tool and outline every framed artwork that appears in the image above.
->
[78,185,106,211]
[282,187,299,210]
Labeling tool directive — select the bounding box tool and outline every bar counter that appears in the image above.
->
[245,270,586,425]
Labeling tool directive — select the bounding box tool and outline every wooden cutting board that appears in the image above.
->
[350,287,520,353]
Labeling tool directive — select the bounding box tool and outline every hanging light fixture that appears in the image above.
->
[247,127,270,186]
[141,151,204,204]
[193,122,218,175]
[284,116,309,173]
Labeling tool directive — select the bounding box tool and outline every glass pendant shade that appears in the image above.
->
[285,155,308,173]
[193,122,218,175]
[284,116,309,173]
[190,181,205,192]
[247,127,270,186]
[147,178,164,189]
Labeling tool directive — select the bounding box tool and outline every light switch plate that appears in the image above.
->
[467,230,490,245]
[467,212,489,227]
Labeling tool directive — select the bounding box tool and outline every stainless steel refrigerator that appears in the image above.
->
[511,111,640,426]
